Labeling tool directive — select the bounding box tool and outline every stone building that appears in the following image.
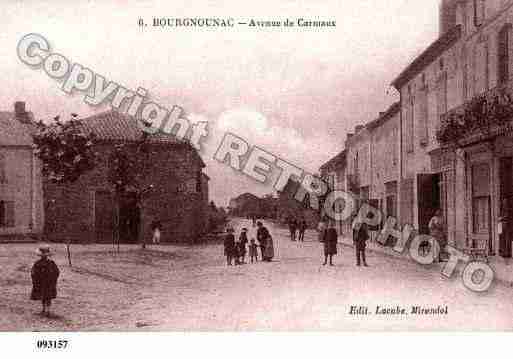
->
[44,111,209,244]
[391,0,513,257]
[367,102,401,225]
[0,102,44,240]
[319,149,347,234]
[345,124,372,204]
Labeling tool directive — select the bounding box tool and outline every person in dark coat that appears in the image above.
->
[224,227,236,265]
[353,222,369,267]
[289,218,298,241]
[322,222,338,266]
[257,221,274,261]
[298,219,307,242]
[31,245,60,317]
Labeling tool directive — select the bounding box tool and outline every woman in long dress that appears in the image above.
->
[257,221,274,261]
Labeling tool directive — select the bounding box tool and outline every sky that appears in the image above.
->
[1,0,440,207]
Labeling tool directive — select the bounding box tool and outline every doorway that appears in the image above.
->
[119,192,140,243]
[417,173,441,235]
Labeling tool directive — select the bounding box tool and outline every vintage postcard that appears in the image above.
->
[2,1,513,347]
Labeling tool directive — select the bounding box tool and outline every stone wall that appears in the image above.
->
[43,142,208,244]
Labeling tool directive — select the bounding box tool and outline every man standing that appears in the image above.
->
[289,217,298,241]
[257,221,274,261]
[353,222,369,267]
[428,209,445,262]
[322,222,338,266]
[298,219,307,242]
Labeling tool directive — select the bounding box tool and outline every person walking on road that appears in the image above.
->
[238,228,249,264]
[257,221,274,261]
[289,217,298,241]
[224,227,236,266]
[322,222,338,266]
[353,222,369,267]
[298,219,307,242]
[317,218,327,242]
[31,245,60,317]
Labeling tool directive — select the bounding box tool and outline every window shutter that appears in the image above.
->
[474,41,488,94]
[417,89,429,145]
[5,201,15,227]
[0,154,6,184]
[498,25,510,85]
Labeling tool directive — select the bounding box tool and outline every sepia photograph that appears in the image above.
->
[2,1,513,355]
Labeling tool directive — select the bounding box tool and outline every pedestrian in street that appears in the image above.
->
[322,222,338,266]
[317,218,327,242]
[249,238,258,263]
[257,221,274,261]
[224,227,236,266]
[151,219,162,245]
[30,245,60,317]
[353,222,369,267]
[428,209,446,262]
[298,219,307,242]
[289,217,298,241]
[238,228,248,264]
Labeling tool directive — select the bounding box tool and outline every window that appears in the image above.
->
[498,24,511,85]
[404,98,414,153]
[462,46,469,100]
[0,200,15,227]
[417,78,429,146]
[437,72,448,120]
[474,0,485,27]
[196,171,202,193]
[0,153,6,184]
[474,40,489,94]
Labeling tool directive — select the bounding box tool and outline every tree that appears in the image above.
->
[107,131,155,250]
[33,114,98,266]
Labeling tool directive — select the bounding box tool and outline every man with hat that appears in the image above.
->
[30,245,60,317]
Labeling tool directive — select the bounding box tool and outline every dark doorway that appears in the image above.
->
[119,192,140,243]
[417,173,441,235]
[95,190,115,243]
[499,157,513,258]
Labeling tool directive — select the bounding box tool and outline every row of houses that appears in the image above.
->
[0,102,210,243]
[320,0,513,259]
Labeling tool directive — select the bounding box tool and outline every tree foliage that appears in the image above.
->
[33,114,98,183]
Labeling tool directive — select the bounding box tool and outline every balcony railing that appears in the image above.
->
[436,80,513,147]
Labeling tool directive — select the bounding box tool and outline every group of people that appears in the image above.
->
[317,219,370,267]
[224,221,274,265]
[288,217,308,242]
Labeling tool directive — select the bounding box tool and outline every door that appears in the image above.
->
[499,157,513,257]
[470,163,491,251]
[95,190,115,243]
[417,174,441,235]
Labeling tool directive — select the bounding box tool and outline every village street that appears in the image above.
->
[1,217,513,331]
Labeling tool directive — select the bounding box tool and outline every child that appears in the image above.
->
[224,227,236,265]
[249,238,258,263]
[31,245,60,317]
[151,219,162,244]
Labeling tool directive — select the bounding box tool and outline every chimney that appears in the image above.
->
[14,101,31,124]
[439,0,457,36]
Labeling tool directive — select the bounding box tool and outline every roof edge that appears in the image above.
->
[391,24,462,90]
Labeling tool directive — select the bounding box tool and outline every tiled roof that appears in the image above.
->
[320,149,347,171]
[0,112,35,146]
[366,102,401,131]
[78,111,182,145]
